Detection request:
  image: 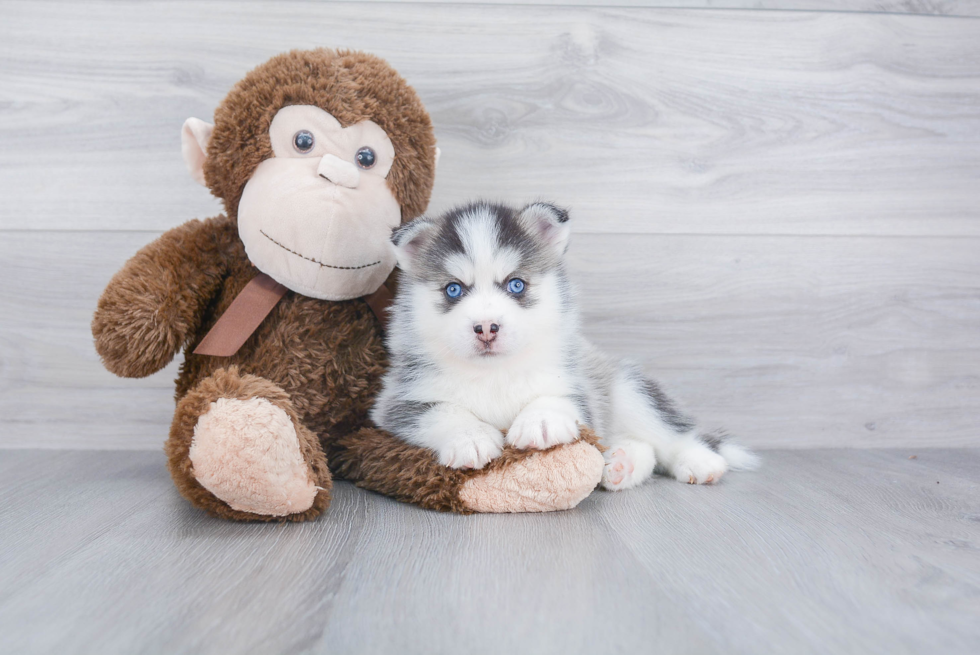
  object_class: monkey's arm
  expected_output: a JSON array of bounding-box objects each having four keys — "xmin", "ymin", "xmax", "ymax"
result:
[
  {"xmin": 92, "ymin": 216, "xmax": 233, "ymax": 378},
  {"xmin": 326, "ymin": 426, "xmax": 605, "ymax": 513}
]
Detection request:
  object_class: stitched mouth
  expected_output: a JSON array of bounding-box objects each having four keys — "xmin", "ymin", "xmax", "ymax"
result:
[{"xmin": 260, "ymin": 230, "xmax": 380, "ymax": 270}]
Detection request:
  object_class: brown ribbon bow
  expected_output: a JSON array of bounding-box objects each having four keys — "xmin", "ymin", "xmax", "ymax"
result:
[{"xmin": 193, "ymin": 273, "xmax": 393, "ymax": 357}]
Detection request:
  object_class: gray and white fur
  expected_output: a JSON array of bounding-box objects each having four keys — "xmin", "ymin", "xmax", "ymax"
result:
[{"xmin": 372, "ymin": 201, "xmax": 758, "ymax": 489}]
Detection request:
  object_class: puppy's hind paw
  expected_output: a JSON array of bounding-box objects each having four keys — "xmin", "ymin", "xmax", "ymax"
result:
[
  {"xmin": 671, "ymin": 447, "xmax": 728, "ymax": 485},
  {"xmin": 601, "ymin": 441, "xmax": 656, "ymax": 491}
]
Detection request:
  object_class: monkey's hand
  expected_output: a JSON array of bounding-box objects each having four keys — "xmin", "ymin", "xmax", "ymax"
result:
[{"xmin": 92, "ymin": 216, "xmax": 232, "ymax": 378}]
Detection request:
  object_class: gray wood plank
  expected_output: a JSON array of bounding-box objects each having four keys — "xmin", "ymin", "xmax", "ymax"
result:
[
  {"xmin": 2, "ymin": 2, "xmax": 980, "ymax": 235},
  {"xmin": 315, "ymin": 499, "xmax": 714, "ymax": 654},
  {"xmin": 3, "ymin": 231, "xmax": 978, "ymax": 449},
  {"xmin": 0, "ymin": 450, "xmax": 168, "ymax": 605},
  {"xmin": 0, "ymin": 230, "xmax": 178, "ymax": 449},
  {"xmin": 0, "ymin": 449, "xmax": 977, "ymax": 654},
  {"xmin": 595, "ymin": 448, "xmax": 980, "ymax": 655},
  {"xmin": 0, "ymin": 451, "xmax": 377, "ymax": 655},
  {"xmin": 571, "ymin": 233, "xmax": 980, "ymax": 449},
  {"xmin": 348, "ymin": 0, "xmax": 980, "ymax": 18}
]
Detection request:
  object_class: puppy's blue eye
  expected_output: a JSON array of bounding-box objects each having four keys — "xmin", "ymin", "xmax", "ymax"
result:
[
  {"xmin": 445, "ymin": 283, "xmax": 463, "ymax": 298},
  {"xmin": 293, "ymin": 130, "xmax": 315, "ymax": 153},
  {"xmin": 507, "ymin": 278, "xmax": 526, "ymax": 294}
]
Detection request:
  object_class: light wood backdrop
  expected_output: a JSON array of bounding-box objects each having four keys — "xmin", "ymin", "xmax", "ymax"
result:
[{"xmin": 1, "ymin": 0, "xmax": 978, "ymax": 449}]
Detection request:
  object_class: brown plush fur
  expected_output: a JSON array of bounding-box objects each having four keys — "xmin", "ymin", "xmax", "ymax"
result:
[
  {"xmin": 328, "ymin": 427, "xmax": 604, "ymax": 514},
  {"xmin": 205, "ymin": 49, "xmax": 436, "ymax": 223},
  {"xmin": 92, "ymin": 49, "xmax": 600, "ymax": 521}
]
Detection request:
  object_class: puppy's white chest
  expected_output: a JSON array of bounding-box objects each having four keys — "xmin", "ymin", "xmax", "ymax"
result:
[{"xmin": 438, "ymin": 365, "xmax": 570, "ymax": 430}]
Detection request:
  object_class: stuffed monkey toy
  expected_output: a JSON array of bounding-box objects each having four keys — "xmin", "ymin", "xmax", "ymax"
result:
[{"xmin": 92, "ymin": 49, "xmax": 604, "ymax": 521}]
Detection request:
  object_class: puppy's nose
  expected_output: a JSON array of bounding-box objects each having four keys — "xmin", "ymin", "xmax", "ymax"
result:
[{"xmin": 473, "ymin": 322, "xmax": 500, "ymax": 342}]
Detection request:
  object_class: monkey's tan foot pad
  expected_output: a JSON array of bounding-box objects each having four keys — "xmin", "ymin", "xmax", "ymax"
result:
[
  {"xmin": 458, "ymin": 439, "xmax": 604, "ymax": 513},
  {"xmin": 189, "ymin": 396, "xmax": 318, "ymax": 516}
]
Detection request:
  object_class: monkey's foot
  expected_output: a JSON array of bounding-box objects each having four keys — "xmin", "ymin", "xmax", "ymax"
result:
[
  {"xmin": 189, "ymin": 397, "xmax": 318, "ymax": 516},
  {"xmin": 459, "ymin": 435, "xmax": 604, "ymax": 512},
  {"xmin": 167, "ymin": 367, "xmax": 332, "ymax": 522}
]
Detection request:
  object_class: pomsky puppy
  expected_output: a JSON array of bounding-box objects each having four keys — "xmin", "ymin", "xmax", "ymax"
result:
[{"xmin": 372, "ymin": 201, "xmax": 758, "ymax": 490}]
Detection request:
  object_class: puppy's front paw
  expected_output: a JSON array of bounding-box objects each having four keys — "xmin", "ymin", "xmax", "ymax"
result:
[
  {"xmin": 437, "ymin": 424, "xmax": 503, "ymax": 470},
  {"xmin": 507, "ymin": 408, "xmax": 579, "ymax": 450}
]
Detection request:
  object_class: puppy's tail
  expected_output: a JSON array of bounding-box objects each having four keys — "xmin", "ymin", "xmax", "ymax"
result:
[
  {"xmin": 703, "ymin": 430, "xmax": 760, "ymax": 471},
  {"xmin": 719, "ymin": 442, "xmax": 761, "ymax": 471}
]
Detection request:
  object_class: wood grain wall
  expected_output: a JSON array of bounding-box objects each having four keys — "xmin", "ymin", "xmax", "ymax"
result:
[{"xmin": 2, "ymin": 1, "xmax": 978, "ymax": 449}]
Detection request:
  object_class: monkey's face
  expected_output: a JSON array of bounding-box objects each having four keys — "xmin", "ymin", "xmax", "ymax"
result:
[{"xmin": 236, "ymin": 105, "xmax": 402, "ymax": 300}]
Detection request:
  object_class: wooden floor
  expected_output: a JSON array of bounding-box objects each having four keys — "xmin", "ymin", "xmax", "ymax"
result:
[{"xmin": 1, "ymin": 448, "xmax": 977, "ymax": 655}]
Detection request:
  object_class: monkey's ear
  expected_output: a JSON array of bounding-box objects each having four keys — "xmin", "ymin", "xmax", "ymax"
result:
[
  {"xmin": 434, "ymin": 146, "xmax": 441, "ymax": 167},
  {"xmin": 181, "ymin": 117, "xmax": 214, "ymax": 186},
  {"xmin": 517, "ymin": 202, "xmax": 571, "ymax": 257},
  {"xmin": 391, "ymin": 216, "xmax": 437, "ymax": 272}
]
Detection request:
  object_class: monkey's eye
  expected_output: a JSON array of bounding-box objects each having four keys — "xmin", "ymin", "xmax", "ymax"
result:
[
  {"xmin": 356, "ymin": 147, "xmax": 377, "ymax": 169},
  {"xmin": 445, "ymin": 283, "xmax": 463, "ymax": 299},
  {"xmin": 293, "ymin": 130, "xmax": 315, "ymax": 154},
  {"xmin": 507, "ymin": 279, "xmax": 526, "ymax": 295}
]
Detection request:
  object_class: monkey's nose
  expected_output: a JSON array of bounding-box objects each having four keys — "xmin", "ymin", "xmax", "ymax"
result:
[
  {"xmin": 473, "ymin": 322, "xmax": 500, "ymax": 343},
  {"xmin": 317, "ymin": 154, "xmax": 360, "ymax": 188}
]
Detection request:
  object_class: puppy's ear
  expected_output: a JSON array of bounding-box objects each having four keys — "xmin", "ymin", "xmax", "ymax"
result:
[
  {"xmin": 392, "ymin": 216, "xmax": 437, "ymax": 272},
  {"xmin": 517, "ymin": 202, "xmax": 571, "ymax": 257}
]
